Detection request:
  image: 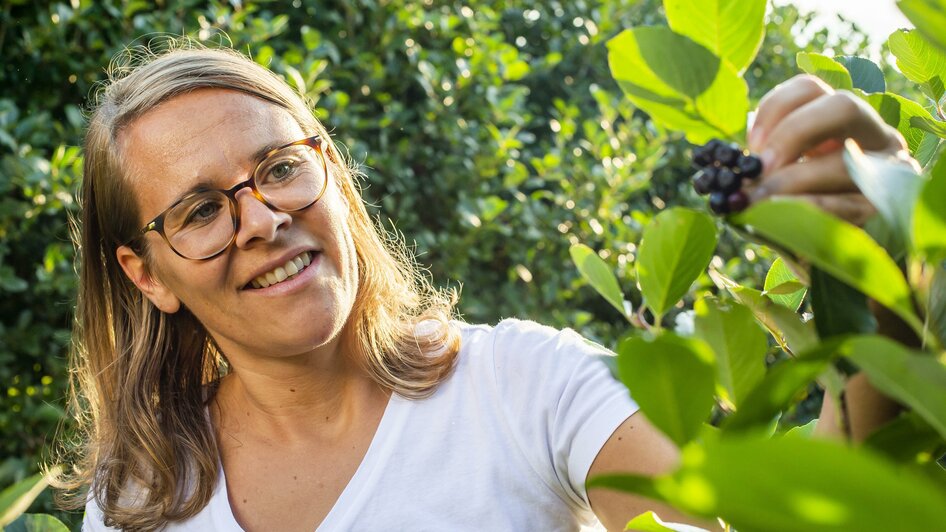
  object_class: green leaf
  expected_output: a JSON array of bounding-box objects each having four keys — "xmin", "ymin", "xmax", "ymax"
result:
[
  {"xmin": 834, "ymin": 56, "xmax": 885, "ymax": 93},
  {"xmin": 925, "ymin": 264, "xmax": 946, "ymax": 348},
  {"xmin": 636, "ymin": 207, "xmax": 717, "ymax": 321},
  {"xmin": 0, "ymin": 470, "xmax": 53, "ymax": 527},
  {"xmin": 5, "ymin": 514, "xmax": 70, "ymax": 532},
  {"xmin": 783, "ymin": 419, "xmax": 819, "ymax": 439},
  {"xmin": 693, "ymin": 297, "xmax": 766, "ymax": 409},
  {"xmin": 710, "ymin": 270, "xmax": 817, "ymax": 355},
  {"xmin": 915, "ymin": 130, "xmax": 943, "ymax": 169},
  {"xmin": 625, "ymin": 511, "xmax": 679, "ymax": 532},
  {"xmin": 796, "ymin": 52, "xmax": 853, "ymax": 90},
  {"xmin": 723, "ymin": 341, "xmax": 837, "ymax": 433},
  {"xmin": 569, "ymin": 244, "xmax": 626, "ymax": 319},
  {"xmin": 912, "ymin": 115, "xmax": 946, "ymax": 139},
  {"xmin": 912, "ymin": 152, "xmax": 946, "ymax": 261},
  {"xmin": 732, "ymin": 199, "xmax": 921, "ymax": 334},
  {"xmin": 898, "ymin": 0, "xmax": 946, "ymax": 53},
  {"xmin": 663, "ymin": 0, "xmax": 766, "ymax": 75},
  {"xmin": 809, "ymin": 267, "xmax": 876, "ymax": 339},
  {"xmin": 665, "ymin": 437, "xmax": 946, "ymax": 530},
  {"xmin": 617, "ymin": 334, "xmax": 716, "ymax": 447},
  {"xmin": 763, "ymin": 257, "xmax": 806, "ymax": 311},
  {"xmin": 607, "ymin": 28, "xmax": 748, "ymax": 144},
  {"xmin": 888, "ymin": 29, "xmax": 946, "ymax": 102},
  {"xmin": 865, "ymin": 91, "xmax": 936, "ymax": 155},
  {"xmin": 842, "ymin": 335, "xmax": 946, "ymax": 440},
  {"xmin": 864, "ymin": 411, "xmax": 946, "ymax": 464},
  {"xmin": 842, "ymin": 138, "xmax": 926, "ymax": 248}
]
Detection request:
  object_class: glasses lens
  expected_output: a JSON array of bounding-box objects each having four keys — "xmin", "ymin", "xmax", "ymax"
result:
[
  {"xmin": 254, "ymin": 143, "xmax": 326, "ymax": 210},
  {"xmin": 164, "ymin": 191, "xmax": 235, "ymax": 259}
]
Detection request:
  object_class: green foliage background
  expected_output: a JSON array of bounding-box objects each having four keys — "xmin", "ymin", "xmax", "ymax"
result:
[{"xmin": 0, "ymin": 0, "xmax": 886, "ymax": 526}]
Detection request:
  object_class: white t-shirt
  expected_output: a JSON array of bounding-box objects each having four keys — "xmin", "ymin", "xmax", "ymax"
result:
[{"xmin": 84, "ymin": 319, "xmax": 639, "ymax": 531}]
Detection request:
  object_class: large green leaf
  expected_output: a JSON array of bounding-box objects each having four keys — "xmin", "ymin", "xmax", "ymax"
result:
[
  {"xmin": 888, "ymin": 29, "xmax": 946, "ymax": 102},
  {"xmin": 569, "ymin": 244, "xmax": 626, "ymax": 319},
  {"xmin": 842, "ymin": 335, "xmax": 946, "ymax": 440},
  {"xmin": 5, "ymin": 514, "xmax": 70, "ymax": 532},
  {"xmin": 693, "ymin": 297, "xmax": 766, "ymax": 409},
  {"xmin": 796, "ymin": 52, "xmax": 853, "ymax": 90},
  {"xmin": 0, "ymin": 469, "xmax": 54, "ymax": 527},
  {"xmin": 624, "ymin": 511, "xmax": 680, "ymax": 532},
  {"xmin": 607, "ymin": 28, "xmax": 748, "ymax": 144},
  {"xmin": 636, "ymin": 207, "xmax": 717, "ymax": 321},
  {"xmin": 864, "ymin": 411, "xmax": 946, "ymax": 464},
  {"xmin": 763, "ymin": 257, "xmax": 806, "ymax": 311},
  {"xmin": 723, "ymin": 341, "xmax": 837, "ymax": 433},
  {"xmin": 809, "ymin": 267, "xmax": 876, "ymax": 339},
  {"xmin": 912, "ymin": 115, "xmax": 946, "ymax": 139},
  {"xmin": 843, "ymin": 138, "xmax": 926, "ymax": 247},
  {"xmin": 865, "ymin": 91, "xmax": 936, "ymax": 155},
  {"xmin": 898, "ymin": 0, "xmax": 946, "ymax": 53},
  {"xmin": 834, "ymin": 56, "xmax": 885, "ymax": 93},
  {"xmin": 591, "ymin": 436, "xmax": 946, "ymax": 529},
  {"xmin": 710, "ymin": 269, "xmax": 817, "ymax": 355},
  {"xmin": 617, "ymin": 334, "xmax": 716, "ymax": 447},
  {"xmin": 912, "ymin": 152, "xmax": 946, "ymax": 261},
  {"xmin": 663, "ymin": 0, "xmax": 766, "ymax": 75},
  {"xmin": 731, "ymin": 199, "xmax": 921, "ymax": 334},
  {"xmin": 675, "ymin": 437, "xmax": 946, "ymax": 530}
]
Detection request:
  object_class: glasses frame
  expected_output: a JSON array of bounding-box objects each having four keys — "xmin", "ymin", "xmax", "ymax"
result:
[{"xmin": 132, "ymin": 135, "xmax": 329, "ymax": 261}]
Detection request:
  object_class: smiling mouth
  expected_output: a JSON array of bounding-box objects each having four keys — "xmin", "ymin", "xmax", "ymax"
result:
[{"xmin": 247, "ymin": 251, "xmax": 316, "ymax": 289}]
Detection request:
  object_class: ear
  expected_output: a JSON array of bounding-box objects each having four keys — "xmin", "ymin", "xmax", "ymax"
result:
[{"xmin": 116, "ymin": 245, "xmax": 181, "ymax": 314}]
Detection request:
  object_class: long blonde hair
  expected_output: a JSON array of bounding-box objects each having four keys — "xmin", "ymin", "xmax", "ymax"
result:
[{"xmin": 58, "ymin": 39, "xmax": 460, "ymax": 531}]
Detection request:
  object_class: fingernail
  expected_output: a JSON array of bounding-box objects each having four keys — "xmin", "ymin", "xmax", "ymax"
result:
[{"xmin": 760, "ymin": 149, "xmax": 776, "ymax": 172}]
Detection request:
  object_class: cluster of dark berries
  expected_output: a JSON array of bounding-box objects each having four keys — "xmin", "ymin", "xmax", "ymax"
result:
[{"xmin": 691, "ymin": 139, "xmax": 763, "ymax": 215}]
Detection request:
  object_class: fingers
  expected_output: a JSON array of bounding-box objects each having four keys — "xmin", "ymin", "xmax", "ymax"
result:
[
  {"xmin": 776, "ymin": 193, "xmax": 877, "ymax": 226},
  {"xmin": 746, "ymin": 151, "xmax": 860, "ymax": 202},
  {"xmin": 760, "ymin": 91, "xmax": 903, "ymax": 173},
  {"xmin": 749, "ymin": 75, "xmax": 833, "ymax": 152}
]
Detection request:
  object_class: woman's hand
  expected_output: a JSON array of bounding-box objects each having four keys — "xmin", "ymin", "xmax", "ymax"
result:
[{"xmin": 746, "ymin": 74, "xmax": 919, "ymax": 225}]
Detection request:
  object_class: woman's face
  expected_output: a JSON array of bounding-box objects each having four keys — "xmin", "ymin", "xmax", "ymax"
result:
[{"xmin": 116, "ymin": 88, "xmax": 358, "ymax": 362}]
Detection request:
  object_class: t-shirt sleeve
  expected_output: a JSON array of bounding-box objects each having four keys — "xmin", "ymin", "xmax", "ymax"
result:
[{"xmin": 489, "ymin": 319, "xmax": 639, "ymax": 511}]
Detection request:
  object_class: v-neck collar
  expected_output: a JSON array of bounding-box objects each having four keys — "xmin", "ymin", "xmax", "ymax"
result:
[{"xmin": 211, "ymin": 392, "xmax": 409, "ymax": 531}]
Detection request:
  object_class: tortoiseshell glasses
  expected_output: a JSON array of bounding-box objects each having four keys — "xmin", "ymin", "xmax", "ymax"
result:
[{"xmin": 133, "ymin": 135, "xmax": 328, "ymax": 260}]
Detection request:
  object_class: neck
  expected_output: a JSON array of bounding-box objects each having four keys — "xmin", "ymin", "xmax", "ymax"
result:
[{"xmin": 211, "ymin": 336, "xmax": 388, "ymax": 445}]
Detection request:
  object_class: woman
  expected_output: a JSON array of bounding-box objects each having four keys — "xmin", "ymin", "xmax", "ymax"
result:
[{"xmin": 67, "ymin": 41, "xmax": 905, "ymax": 531}]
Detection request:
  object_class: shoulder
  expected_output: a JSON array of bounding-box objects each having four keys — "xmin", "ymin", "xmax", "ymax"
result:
[{"xmin": 468, "ymin": 317, "xmax": 616, "ymax": 378}]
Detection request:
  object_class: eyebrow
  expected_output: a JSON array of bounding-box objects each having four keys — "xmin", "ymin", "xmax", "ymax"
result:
[{"xmin": 167, "ymin": 139, "xmax": 291, "ymax": 203}]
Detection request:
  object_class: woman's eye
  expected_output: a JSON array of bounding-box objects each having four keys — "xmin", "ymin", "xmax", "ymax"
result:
[
  {"xmin": 263, "ymin": 160, "xmax": 299, "ymax": 183},
  {"xmin": 185, "ymin": 202, "xmax": 222, "ymax": 225}
]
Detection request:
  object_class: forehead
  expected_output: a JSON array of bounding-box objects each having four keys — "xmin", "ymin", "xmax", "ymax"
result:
[{"xmin": 118, "ymin": 89, "xmax": 304, "ymax": 216}]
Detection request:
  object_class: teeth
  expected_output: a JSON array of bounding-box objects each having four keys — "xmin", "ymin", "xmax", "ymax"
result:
[{"xmin": 251, "ymin": 251, "xmax": 314, "ymax": 289}]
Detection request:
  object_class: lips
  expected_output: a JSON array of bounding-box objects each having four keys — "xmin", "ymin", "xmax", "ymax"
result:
[{"xmin": 248, "ymin": 250, "xmax": 314, "ymax": 289}]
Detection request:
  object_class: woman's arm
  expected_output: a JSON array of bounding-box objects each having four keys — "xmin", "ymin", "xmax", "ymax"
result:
[{"xmin": 587, "ymin": 413, "xmax": 718, "ymax": 530}]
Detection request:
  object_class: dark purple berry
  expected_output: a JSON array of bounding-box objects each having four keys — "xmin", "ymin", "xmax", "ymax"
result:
[
  {"xmin": 709, "ymin": 191, "xmax": 729, "ymax": 214},
  {"xmin": 713, "ymin": 143, "xmax": 740, "ymax": 167},
  {"xmin": 727, "ymin": 191, "xmax": 749, "ymax": 212},
  {"xmin": 692, "ymin": 167, "xmax": 718, "ymax": 195},
  {"xmin": 737, "ymin": 154, "xmax": 763, "ymax": 179},
  {"xmin": 703, "ymin": 139, "xmax": 724, "ymax": 153},
  {"xmin": 717, "ymin": 167, "xmax": 740, "ymax": 194},
  {"xmin": 692, "ymin": 146, "xmax": 713, "ymax": 168},
  {"xmin": 693, "ymin": 166, "xmax": 716, "ymax": 196}
]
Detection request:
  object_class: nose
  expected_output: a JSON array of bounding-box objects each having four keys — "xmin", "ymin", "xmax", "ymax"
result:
[{"xmin": 232, "ymin": 187, "xmax": 292, "ymax": 248}]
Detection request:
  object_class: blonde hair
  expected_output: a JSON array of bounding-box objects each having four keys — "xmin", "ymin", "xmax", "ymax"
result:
[{"xmin": 58, "ymin": 39, "xmax": 460, "ymax": 530}]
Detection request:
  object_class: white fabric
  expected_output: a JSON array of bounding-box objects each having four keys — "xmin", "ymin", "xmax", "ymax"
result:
[{"xmin": 84, "ymin": 319, "xmax": 640, "ymax": 531}]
